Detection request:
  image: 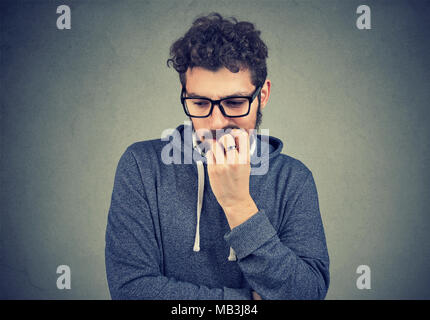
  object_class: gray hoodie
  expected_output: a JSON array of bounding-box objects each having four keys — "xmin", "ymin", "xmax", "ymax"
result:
[{"xmin": 105, "ymin": 123, "xmax": 330, "ymax": 299}]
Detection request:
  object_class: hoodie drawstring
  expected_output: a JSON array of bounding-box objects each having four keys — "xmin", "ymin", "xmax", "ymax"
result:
[
  {"xmin": 193, "ymin": 159, "xmax": 204, "ymax": 252},
  {"xmin": 228, "ymin": 247, "xmax": 237, "ymax": 261}
]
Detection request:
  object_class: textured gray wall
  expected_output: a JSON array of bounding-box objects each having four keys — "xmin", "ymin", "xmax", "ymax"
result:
[{"xmin": 1, "ymin": 0, "xmax": 429, "ymax": 299}]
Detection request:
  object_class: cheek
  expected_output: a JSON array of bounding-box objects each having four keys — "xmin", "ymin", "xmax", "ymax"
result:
[
  {"xmin": 237, "ymin": 112, "xmax": 257, "ymax": 130},
  {"xmin": 191, "ymin": 118, "xmax": 208, "ymax": 131}
]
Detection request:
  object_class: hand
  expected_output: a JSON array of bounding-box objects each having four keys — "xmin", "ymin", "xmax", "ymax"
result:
[
  {"xmin": 252, "ymin": 291, "xmax": 262, "ymax": 300},
  {"xmin": 206, "ymin": 129, "xmax": 258, "ymax": 229}
]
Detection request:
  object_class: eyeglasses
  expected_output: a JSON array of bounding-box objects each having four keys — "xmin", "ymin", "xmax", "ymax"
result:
[{"xmin": 180, "ymin": 85, "xmax": 262, "ymax": 118}]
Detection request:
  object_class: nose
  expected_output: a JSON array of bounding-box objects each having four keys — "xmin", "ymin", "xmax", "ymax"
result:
[{"xmin": 209, "ymin": 102, "xmax": 230, "ymax": 128}]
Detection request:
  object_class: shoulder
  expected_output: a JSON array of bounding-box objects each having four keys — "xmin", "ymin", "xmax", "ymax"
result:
[
  {"xmin": 124, "ymin": 138, "xmax": 168, "ymax": 161},
  {"xmin": 113, "ymin": 138, "xmax": 168, "ymax": 176},
  {"xmin": 277, "ymin": 153, "xmax": 312, "ymax": 176},
  {"xmin": 271, "ymin": 153, "xmax": 314, "ymax": 190}
]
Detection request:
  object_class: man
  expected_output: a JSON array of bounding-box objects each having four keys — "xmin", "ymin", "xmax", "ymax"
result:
[{"xmin": 105, "ymin": 12, "xmax": 329, "ymax": 300}]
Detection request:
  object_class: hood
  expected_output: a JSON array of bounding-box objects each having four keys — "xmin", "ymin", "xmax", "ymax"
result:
[{"xmin": 167, "ymin": 121, "xmax": 284, "ymax": 261}]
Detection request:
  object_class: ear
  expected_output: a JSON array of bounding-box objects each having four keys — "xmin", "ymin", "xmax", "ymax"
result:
[{"xmin": 260, "ymin": 79, "xmax": 271, "ymax": 110}]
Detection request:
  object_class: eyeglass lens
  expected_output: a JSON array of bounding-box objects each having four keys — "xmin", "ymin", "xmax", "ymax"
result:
[{"xmin": 185, "ymin": 97, "xmax": 250, "ymax": 117}]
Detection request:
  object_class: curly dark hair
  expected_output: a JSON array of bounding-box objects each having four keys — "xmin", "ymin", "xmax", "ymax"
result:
[{"xmin": 166, "ymin": 12, "xmax": 268, "ymax": 89}]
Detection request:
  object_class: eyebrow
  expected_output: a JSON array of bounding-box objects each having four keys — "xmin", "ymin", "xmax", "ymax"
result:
[{"xmin": 186, "ymin": 91, "xmax": 252, "ymax": 99}]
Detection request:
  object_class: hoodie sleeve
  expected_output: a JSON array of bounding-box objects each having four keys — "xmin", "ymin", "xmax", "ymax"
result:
[
  {"xmin": 223, "ymin": 171, "xmax": 330, "ymax": 300},
  {"xmin": 105, "ymin": 147, "xmax": 252, "ymax": 300}
]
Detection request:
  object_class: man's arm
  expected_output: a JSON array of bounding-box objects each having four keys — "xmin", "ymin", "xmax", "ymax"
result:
[
  {"xmin": 105, "ymin": 148, "xmax": 252, "ymax": 300},
  {"xmin": 205, "ymin": 131, "xmax": 329, "ymax": 299},
  {"xmin": 224, "ymin": 172, "xmax": 330, "ymax": 300}
]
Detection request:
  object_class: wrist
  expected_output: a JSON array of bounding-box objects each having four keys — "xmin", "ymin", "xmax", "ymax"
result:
[{"xmin": 223, "ymin": 197, "xmax": 258, "ymax": 229}]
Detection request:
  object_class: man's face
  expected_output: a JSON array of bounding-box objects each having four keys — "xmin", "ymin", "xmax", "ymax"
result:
[{"xmin": 184, "ymin": 66, "xmax": 270, "ymax": 142}]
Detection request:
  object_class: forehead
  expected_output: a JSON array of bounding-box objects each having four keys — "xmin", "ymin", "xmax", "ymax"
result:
[{"xmin": 185, "ymin": 67, "xmax": 254, "ymax": 98}]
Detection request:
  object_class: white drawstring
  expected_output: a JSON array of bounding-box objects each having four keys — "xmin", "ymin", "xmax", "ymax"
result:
[
  {"xmin": 228, "ymin": 247, "xmax": 237, "ymax": 261},
  {"xmin": 193, "ymin": 159, "xmax": 204, "ymax": 252}
]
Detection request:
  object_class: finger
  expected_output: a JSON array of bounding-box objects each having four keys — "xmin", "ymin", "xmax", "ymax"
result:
[
  {"xmin": 220, "ymin": 134, "xmax": 238, "ymax": 164},
  {"xmin": 229, "ymin": 129, "xmax": 250, "ymax": 164},
  {"xmin": 206, "ymin": 148, "xmax": 215, "ymax": 165},
  {"xmin": 218, "ymin": 132, "xmax": 236, "ymax": 152},
  {"xmin": 208, "ymin": 139, "xmax": 225, "ymax": 164}
]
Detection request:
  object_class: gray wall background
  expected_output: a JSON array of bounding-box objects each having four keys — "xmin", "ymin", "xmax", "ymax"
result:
[{"xmin": 1, "ymin": 0, "xmax": 429, "ymax": 299}]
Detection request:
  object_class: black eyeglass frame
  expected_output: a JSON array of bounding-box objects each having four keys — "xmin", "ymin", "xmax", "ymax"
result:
[{"xmin": 180, "ymin": 85, "xmax": 262, "ymax": 118}]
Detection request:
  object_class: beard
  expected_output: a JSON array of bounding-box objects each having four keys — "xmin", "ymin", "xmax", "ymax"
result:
[{"xmin": 255, "ymin": 103, "xmax": 263, "ymax": 132}]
